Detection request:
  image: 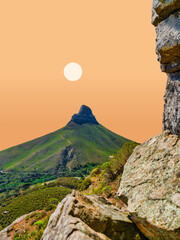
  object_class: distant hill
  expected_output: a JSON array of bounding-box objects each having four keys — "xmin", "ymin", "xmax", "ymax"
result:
[
  {"xmin": 0, "ymin": 105, "xmax": 133, "ymax": 195},
  {"xmin": 0, "ymin": 105, "xmax": 130, "ymax": 173}
]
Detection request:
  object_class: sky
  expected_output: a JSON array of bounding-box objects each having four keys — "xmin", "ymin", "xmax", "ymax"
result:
[{"xmin": 0, "ymin": 0, "xmax": 166, "ymax": 151}]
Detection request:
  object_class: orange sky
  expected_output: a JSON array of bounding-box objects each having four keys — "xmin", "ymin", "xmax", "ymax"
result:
[{"xmin": 0, "ymin": 0, "xmax": 166, "ymax": 151}]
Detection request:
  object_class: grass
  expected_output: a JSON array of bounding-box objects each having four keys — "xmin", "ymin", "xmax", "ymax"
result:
[
  {"xmin": 0, "ymin": 123, "xmax": 131, "ymax": 196},
  {"xmin": 82, "ymin": 141, "xmax": 139, "ymax": 199},
  {"xmin": 0, "ymin": 123, "xmax": 129, "ymax": 172},
  {"xmin": 0, "ymin": 184, "xmax": 72, "ymax": 229}
]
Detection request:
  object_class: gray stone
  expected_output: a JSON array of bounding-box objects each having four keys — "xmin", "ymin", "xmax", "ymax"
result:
[
  {"xmin": 152, "ymin": 0, "xmax": 180, "ymax": 26},
  {"xmin": 117, "ymin": 131, "xmax": 180, "ymax": 240},
  {"xmin": 172, "ymin": 194, "xmax": 180, "ymax": 207},
  {"xmin": 163, "ymin": 72, "xmax": 180, "ymax": 136},
  {"xmin": 156, "ymin": 11, "xmax": 180, "ymax": 65},
  {"xmin": 41, "ymin": 191, "xmax": 142, "ymax": 240}
]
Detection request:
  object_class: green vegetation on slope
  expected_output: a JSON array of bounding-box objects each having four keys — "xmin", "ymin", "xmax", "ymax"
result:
[
  {"xmin": 0, "ymin": 123, "xmax": 130, "ymax": 195},
  {"xmin": 0, "ymin": 183, "xmax": 73, "ymax": 229},
  {"xmin": 0, "ymin": 124, "xmax": 129, "ymax": 171},
  {"xmin": 81, "ymin": 141, "xmax": 139, "ymax": 199},
  {"xmin": 8, "ymin": 211, "xmax": 50, "ymax": 240},
  {"xmin": 0, "ymin": 141, "xmax": 138, "ymax": 233}
]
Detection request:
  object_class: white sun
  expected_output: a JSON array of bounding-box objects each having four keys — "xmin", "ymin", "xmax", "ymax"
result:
[{"xmin": 64, "ymin": 62, "xmax": 82, "ymax": 81}]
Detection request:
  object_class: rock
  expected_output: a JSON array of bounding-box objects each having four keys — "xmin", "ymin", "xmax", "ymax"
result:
[
  {"xmin": 163, "ymin": 72, "xmax": 180, "ymax": 136},
  {"xmin": 41, "ymin": 191, "xmax": 143, "ymax": 240},
  {"xmin": 155, "ymin": 11, "xmax": 180, "ymax": 67},
  {"xmin": 117, "ymin": 131, "xmax": 180, "ymax": 240},
  {"xmin": 152, "ymin": 0, "xmax": 180, "ymax": 26},
  {"xmin": 152, "ymin": 0, "xmax": 180, "ymax": 136},
  {"xmin": 68, "ymin": 105, "xmax": 99, "ymax": 125},
  {"xmin": 160, "ymin": 59, "xmax": 180, "ymax": 74}
]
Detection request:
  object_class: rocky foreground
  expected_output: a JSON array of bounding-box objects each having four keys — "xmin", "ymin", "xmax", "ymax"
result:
[
  {"xmin": 118, "ymin": 131, "xmax": 180, "ymax": 240},
  {"xmin": 41, "ymin": 191, "xmax": 143, "ymax": 240},
  {"xmin": 40, "ymin": 132, "xmax": 179, "ymax": 240}
]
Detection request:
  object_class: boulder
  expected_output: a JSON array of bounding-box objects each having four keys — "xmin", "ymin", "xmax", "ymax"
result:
[
  {"xmin": 117, "ymin": 131, "xmax": 180, "ymax": 240},
  {"xmin": 41, "ymin": 191, "xmax": 143, "ymax": 240}
]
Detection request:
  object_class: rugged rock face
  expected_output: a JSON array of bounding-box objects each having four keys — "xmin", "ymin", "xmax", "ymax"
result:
[
  {"xmin": 152, "ymin": 0, "xmax": 180, "ymax": 26},
  {"xmin": 118, "ymin": 131, "xmax": 180, "ymax": 240},
  {"xmin": 163, "ymin": 72, "xmax": 180, "ymax": 135},
  {"xmin": 41, "ymin": 191, "xmax": 143, "ymax": 240},
  {"xmin": 117, "ymin": 4, "xmax": 180, "ymax": 239},
  {"xmin": 156, "ymin": 11, "xmax": 180, "ymax": 73},
  {"xmin": 68, "ymin": 105, "xmax": 99, "ymax": 125},
  {"xmin": 152, "ymin": 0, "xmax": 180, "ymax": 135}
]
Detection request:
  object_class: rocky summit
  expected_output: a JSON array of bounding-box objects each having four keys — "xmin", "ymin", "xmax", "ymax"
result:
[
  {"xmin": 118, "ymin": 131, "xmax": 180, "ymax": 240},
  {"xmin": 152, "ymin": 0, "xmax": 180, "ymax": 135},
  {"xmin": 68, "ymin": 105, "xmax": 99, "ymax": 125}
]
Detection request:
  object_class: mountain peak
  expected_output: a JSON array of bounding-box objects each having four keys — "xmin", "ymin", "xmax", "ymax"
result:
[
  {"xmin": 79, "ymin": 105, "xmax": 92, "ymax": 115},
  {"xmin": 68, "ymin": 105, "xmax": 99, "ymax": 125}
]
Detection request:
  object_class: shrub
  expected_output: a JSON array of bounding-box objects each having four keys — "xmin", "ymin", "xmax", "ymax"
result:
[
  {"xmin": 79, "ymin": 177, "xmax": 91, "ymax": 191},
  {"xmin": 102, "ymin": 186, "xmax": 112, "ymax": 193},
  {"xmin": 0, "ymin": 186, "xmax": 71, "ymax": 229},
  {"xmin": 45, "ymin": 204, "xmax": 56, "ymax": 211},
  {"xmin": 90, "ymin": 166, "xmax": 101, "ymax": 177},
  {"xmin": 56, "ymin": 177, "xmax": 82, "ymax": 189},
  {"xmin": 48, "ymin": 198, "xmax": 59, "ymax": 205},
  {"xmin": 101, "ymin": 165, "xmax": 115, "ymax": 184},
  {"xmin": 111, "ymin": 142, "xmax": 139, "ymax": 175},
  {"xmin": 101, "ymin": 162, "xmax": 110, "ymax": 170},
  {"xmin": 102, "ymin": 186, "xmax": 112, "ymax": 197},
  {"xmin": 33, "ymin": 220, "xmax": 45, "ymax": 229}
]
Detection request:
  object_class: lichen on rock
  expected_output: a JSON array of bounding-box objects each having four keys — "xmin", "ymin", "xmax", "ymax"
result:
[
  {"xmin": 163, "ymin": 72, "xmax": 180, "ymax": 135},
  {"xmin": 41, "ymin": 191, "xmax": 143, "ymax": 240},
  {"xmin": 117, "ymin": 131, "xmax": 180, "ymax": 240}
]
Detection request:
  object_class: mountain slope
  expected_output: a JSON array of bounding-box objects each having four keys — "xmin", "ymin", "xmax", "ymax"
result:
[{"xmin": 0, "ymin": 105, "xmax": 130, "ymax": 173}]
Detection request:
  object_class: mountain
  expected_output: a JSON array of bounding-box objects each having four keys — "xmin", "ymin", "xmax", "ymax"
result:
[{"xmin": 0, "ymin": 105, "xmax": 130, "ymax": 173}]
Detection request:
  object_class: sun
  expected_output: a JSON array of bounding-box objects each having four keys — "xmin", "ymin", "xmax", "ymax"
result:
[{"xmin": 64, "ymin": 62, "xmax": 82, "ymax": 81}]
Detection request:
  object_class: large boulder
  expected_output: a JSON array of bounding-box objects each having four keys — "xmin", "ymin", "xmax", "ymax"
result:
[
  {"xmin": 41, "ymin": 191, "xmax": 143, "ymax": 240},
  {"xmin": 117, "ymin": 131, "xmax": 180, "ymax": 240}
]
